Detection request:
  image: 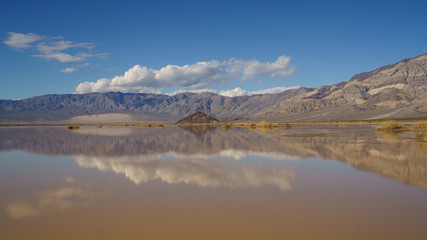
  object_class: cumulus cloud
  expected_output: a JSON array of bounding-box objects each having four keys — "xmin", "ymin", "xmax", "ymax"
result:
[
  {"xmin": 226, "ymin": 55, "xmax": 295, "ymax": 81},
  {"xmin": 76, "ymin": 55, "xmax": 295, "ymax": 94},
  {"xmin": 4, "ymin": 32, "xmax": 104, "ymax": 72},
  {"xmin": 217, "ymin": 87, "xmax": 247, "ymax": 97},
  {"xmin": 77, "ymin": 61, "xmax": 225, "ymax": 93}
]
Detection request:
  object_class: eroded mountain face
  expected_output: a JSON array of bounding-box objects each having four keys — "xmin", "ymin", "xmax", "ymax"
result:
[
  {"xmin": 0, "ymin": 88, "xmax": 310, "ymax": 123},
  {"xmin": 257, "ymin": 53, "xmax": 427, "ymax": 121}
]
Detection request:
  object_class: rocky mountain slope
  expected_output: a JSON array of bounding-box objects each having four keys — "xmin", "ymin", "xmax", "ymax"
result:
[
  {"xmin": 0, "ymin": 52, "xmax": 426, "ymax": 123},
  {"xmin": 255, "ymin": 52, "xmax": 427, "ymax": 121},
  {"xmin": 0, "ymin": 87, "xmax": 310, "ymax": 123}
]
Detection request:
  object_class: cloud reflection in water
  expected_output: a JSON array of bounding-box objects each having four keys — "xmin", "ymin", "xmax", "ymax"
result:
[
  {"xmin": 75, "ymin": 150, "xmax": 296, "ymax": 191},
  {"xmin": 6, "ymin": 177, "xmax": 93, "ymax": 220}
]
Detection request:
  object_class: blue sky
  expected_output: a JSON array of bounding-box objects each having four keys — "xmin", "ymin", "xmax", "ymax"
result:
[{"xmin": 1, "ymin": 0, "xmax": 426, "ymax": 100}]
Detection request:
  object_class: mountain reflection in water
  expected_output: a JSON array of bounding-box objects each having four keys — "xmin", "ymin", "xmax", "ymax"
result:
[{"xmin": 0, "ymin": 125, "xmax": 426, "ymax": 190}]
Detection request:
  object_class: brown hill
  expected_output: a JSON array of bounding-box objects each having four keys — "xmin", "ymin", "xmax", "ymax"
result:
[{"xmin": 176, "ymin": 112, "xmax": 219, "ymax": 124}]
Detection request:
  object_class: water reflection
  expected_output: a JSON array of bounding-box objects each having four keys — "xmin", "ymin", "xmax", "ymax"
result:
[
  {"xmin": 0, "ymin": 125, "xmax": 426, "ymax": 190},
  {"xmin": 2, "ymin": 125, "xmax": 427, "ymax": 240},
  {"xmin": 75, "ymin": 154, "xmax": 295, "ymax": 190},
  {"xmin": 70, "ymin": 127, "xmax": 134, "ymax": 136},
  {"xmin": 179, "ymin": 125, "xmax": 217, "ymax": 135},
  {"xmin": 6, "ymin": 177, "xmax": 93, "ymax": 219}
]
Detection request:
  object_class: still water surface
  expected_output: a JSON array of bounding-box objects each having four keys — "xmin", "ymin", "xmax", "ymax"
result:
[{"xmin": 0, "ymin": 125, "xmax": 426, "ymax": 239}]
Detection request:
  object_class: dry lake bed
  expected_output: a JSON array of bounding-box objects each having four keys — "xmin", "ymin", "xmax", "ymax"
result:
[{"xmin": 0, "ymin": 125, "xmax": 426, "ymax": 239}]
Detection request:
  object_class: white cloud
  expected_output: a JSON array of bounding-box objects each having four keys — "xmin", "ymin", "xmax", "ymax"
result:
[
  {"xmin": 4, "ymin": 32, "xmax": 105, "ymax": 71},
  {"xmin": 60, "ymin": 63, "xmax": 90, "ymax": 73},
  {"xmin": 32, "ymin": 52, "xmax": 92, "ymax": 63},
  {"xmin": 76, "ymin": 55, "xmax": 295, "ymax": 94},
  {"xmin": 36, "ymin": 40, "xmax": 92, "ymax": 52},
  {"xmin": 165, "ymin": 88, "xmax": 218, "ymax": 96},
  {"xmin": 76, "ymin": 77, "xmax": 163, "ymax": 94},
  {"xmin": 3, "ymin": 32, "xmax": 42, "ymax": 49},
  {"xmin": 76, "ymin": 62, "xmax": 90, "ymax": 68},
  {"xmin": 165, "ymin": 86, "xmax": 300, "ymax": 97},
  {"xmin": 227, "ymin": 55, "xmax": 295, "ymax": 81},
  {"xmin": 218, "ymin": 87, "xmax": 247, "ymax": 97},
  {"xmin": 108, "ymin": 61, "xmax": 224, "ymax": 89},
  {"xmin": 76, "ymin": 61, "xmax": 226, "ymax": 94},
  {"xmin": 247, "ymin": 86, "xmax": 300, "ymax": 95},
  {"xmin": 218, "ymin": 86, "xmax": 300, "ymax": 97},
  {"xmin": 61, "ymin": 67, "xmax": 78, "ymax": 73}
]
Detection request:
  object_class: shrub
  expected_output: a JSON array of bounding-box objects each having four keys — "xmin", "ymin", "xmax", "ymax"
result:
[
  {"xmin": 66, "ymin": 125, "xmax": 79, "ymax": 130},
  {"xmin": 222, "ymin": 124, "xmax": 231, "ymax": 131},
  {"xmin": 376, "ymin": 120, "xmax": 404, "ymax": 131}
]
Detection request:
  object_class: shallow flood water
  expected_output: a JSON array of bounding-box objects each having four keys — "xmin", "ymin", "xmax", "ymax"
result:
[{"xmin": 0, "ymin": 125, "xmax": 427, "ymax": 239}]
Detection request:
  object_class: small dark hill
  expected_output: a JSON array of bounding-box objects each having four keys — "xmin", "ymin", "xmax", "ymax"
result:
[{"xmin": 176, "ymin": 112, "xmax": 219, "ymax": 124}]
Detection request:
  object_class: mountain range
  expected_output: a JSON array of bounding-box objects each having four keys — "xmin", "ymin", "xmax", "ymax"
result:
[{"xmin": 1, "ymin": 52, "xmax": 426, "ymax": 123}]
